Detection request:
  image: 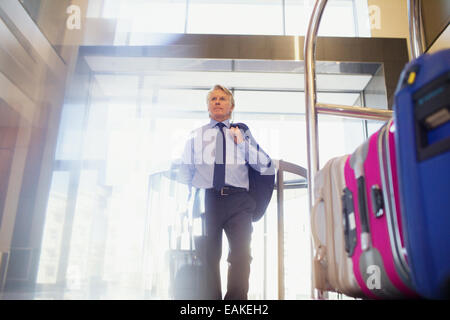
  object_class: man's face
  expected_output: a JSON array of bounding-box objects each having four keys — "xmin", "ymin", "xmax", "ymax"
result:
[{"xmin": 208, "ymin": 89, "xmax": 234, "ymax": 122}]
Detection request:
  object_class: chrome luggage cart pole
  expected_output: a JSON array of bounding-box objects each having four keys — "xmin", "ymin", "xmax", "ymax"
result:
[
  {"xmin": 303, "ymin": 0, "xmax": 328, "ymax": 300},
  {"xmin": 408, "ymin": 0, "xmax": 425, "ymax": 59}
]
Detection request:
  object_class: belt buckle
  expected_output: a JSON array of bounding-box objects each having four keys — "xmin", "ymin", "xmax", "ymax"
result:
[{"xmin": 220, "ymin": 187, "xmax": 229, "ymax": 196}]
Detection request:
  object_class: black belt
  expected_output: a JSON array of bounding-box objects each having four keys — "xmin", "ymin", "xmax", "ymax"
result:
[{"xmin": 212, "ymin": 186, "xmax": 248, "ymax": 196}]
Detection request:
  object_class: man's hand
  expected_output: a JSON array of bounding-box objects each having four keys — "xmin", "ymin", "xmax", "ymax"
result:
[{"xmin": 229, "ymin": 127, "xmax": 244, "ymax": 144}]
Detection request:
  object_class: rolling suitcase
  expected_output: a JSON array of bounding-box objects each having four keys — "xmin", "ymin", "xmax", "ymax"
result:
[
  {"xmin": 343, "ymin": 119, "xmax": 418, "ymax": 299},
  {"xmin": 394, "ymin": 49, "xmax": 450, "ymax": 299},
  {"xmin": 170, "ymin": 189, "xmax": 208, "ymax": 300},
  {"xmin": 171, "ymin": 249, "xmax": 207, "ymax": 300},
  {"xmin": 312, "ymin": 155, "xmax": 364, "ymax": 298}
]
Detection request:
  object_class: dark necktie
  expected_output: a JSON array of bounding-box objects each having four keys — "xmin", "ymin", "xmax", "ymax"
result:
[{"xmin": 213, "ymin": 122, "xmax": 226, "ymax": 191}]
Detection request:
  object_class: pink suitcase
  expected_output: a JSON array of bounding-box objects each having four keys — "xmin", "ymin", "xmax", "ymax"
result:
[{"xmin": 343, "ymin": 119, "xmax": 418, "ymax": 299}]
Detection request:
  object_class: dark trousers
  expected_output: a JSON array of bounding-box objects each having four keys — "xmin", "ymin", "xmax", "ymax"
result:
[{"xmin": 204, "ymin": 189, "xmax": 255, "ymax": 300}]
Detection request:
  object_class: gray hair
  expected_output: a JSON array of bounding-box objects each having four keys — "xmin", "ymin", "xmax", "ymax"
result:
[{"xmin": 206, "ymin": 84, "xmax": 235, "ymax": 107}]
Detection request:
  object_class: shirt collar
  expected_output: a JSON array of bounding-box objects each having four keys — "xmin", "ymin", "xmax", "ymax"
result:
[{"xmin": 209, "ymin": 118, "xmax": 231, "ymax": 129}]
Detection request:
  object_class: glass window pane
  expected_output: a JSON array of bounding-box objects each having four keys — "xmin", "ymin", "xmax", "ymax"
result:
[
  {"xmin": 37, "ymin": 171, "xmax": 70, "ymax": 284},
  {"xmin": 284, "ymin": 0, "xmax": 310, "ymax": 36},
  {"xmin": 283, "ymin": 188, "xmax": 310, "ymax": 299},
  {"xmin": 286, "ymin": 0, "xmax": 356, "ymax": 37},
  {"xmin": 318, "ymin": 0, "xmax": 356, "ymax": 37},
  {"xmin": 55, "ymin": 103, "xmax": 85, "ymax": 161},
  {"xmin": 156, "ymin": 89, "xmax": 209, "ymax": 112},
  {"xmin": 187, "ymin": 0, "xmax": 284, "ymax": 35},
  {"xmin": 318, "ymin": 115, "xmax": 366, "ymax": 166},
  {"xmin": 82, "ymin": 102, "xmax": 109, "ymax": 160},
  {"xmin": 131, "ymin": 2, "xmax": 187, "ymax": 34},
  {"xmin": 103, "ymin": 0, "xmax": 187, "ymax": 35},
  {"xmin": 234, "ymin": 91, "xmax": 360, "ymax": 116},
  {"xmin": 317, "ymin": 92, "xmax": 360, "ymax": 106},
  {"xmin": 105, "ymin": 103, "xmax": 138, "ymax": 130},
  {"xmin": 66, "ymin": 170, "xmax": 100, "ymax": 291},
  {"xmin": 235, "ymin": 91, "xmax": 305, "ymax": 114},
  {"xmin": 94, "ymin": 75, "xmax": 140, "ymax": 98}
]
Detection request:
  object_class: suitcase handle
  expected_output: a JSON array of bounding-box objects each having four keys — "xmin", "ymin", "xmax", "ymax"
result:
[
  {"xmin": 370, "ymin": 185, "xmax": 384, "ymax": 218},
  {"xmin": 311, "ymin": 196, "xmax": 327, "ymax": 263},
  {"xmin": 357, "ymin": 176, "xmax": 371, "ymax": 251},
  {"xmin": 342, "ymin": 187, "xmax": 357, "ymax": 257},
  {"xmin": 414, "ymin": 71, "xmax": 450, "ymax": 161}
]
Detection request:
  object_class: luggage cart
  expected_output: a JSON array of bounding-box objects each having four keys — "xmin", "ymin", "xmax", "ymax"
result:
[{"xmin": 304, "ymin": 0, "xmax": 425, "ymax": 300}]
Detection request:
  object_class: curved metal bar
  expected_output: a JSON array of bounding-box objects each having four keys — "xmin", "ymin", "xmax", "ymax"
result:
[
  {"xmin": 304, "ymin": 0, "xmax": 328, "ymax": 300},
  {"xmin": 274, "ymin": 159, "xmax": 307, "ymax": 300},
  {"xmin": 276, "ymin": 167, "xmax": 285, "ymax": 300},
  {"xmin": 408, "ymin": 0, "xmax": 425, "ymax": 59},
  {"xmin": 277, "ymin": 159, "xmax": 307, "ymax": 178},
  {"xmin": 304, "ymin": 0, "xmax": 328, "ymax": 219},
  {"xmin": 317, "ymin": 103, "xmax": 393, "ymax": 121}
]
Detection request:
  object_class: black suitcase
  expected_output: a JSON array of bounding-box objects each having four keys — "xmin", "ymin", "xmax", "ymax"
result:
[
  {"xmin": 171, "ymin": 238, "xmax": 207, "ymax": 300},
  {"xmin": 170, "ymin": 189, "xmax": 208, "ymax": 300}
]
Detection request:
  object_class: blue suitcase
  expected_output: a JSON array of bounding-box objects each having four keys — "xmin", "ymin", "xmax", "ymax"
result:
[{"xmin": 394, "ymin": 49, "xmax": 450, "ymax": 299}]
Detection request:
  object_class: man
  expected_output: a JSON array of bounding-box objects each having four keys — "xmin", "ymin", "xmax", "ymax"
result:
[{"xmin": 175, "ymin": 84, "xmax": 273, "ymax": 300}]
